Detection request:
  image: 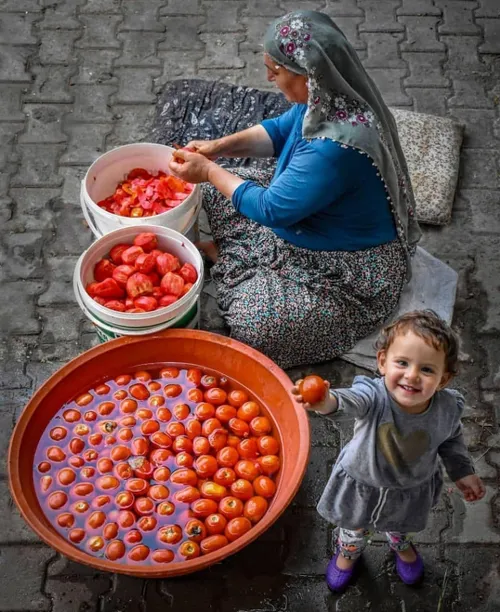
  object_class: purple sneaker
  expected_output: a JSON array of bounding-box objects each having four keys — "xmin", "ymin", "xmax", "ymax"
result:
[
  {"xmin": 326, "ymin": 550, "xmax": 358, "ymax": 592},
  {"xmin": 394, "ymin": 545, "xmax": 424, "ymax": 585}
]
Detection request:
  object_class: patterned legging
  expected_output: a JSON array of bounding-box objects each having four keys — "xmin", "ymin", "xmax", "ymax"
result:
[{"xmin": 338, "ymin": 528, "xmax": 412, "ymax": 560}]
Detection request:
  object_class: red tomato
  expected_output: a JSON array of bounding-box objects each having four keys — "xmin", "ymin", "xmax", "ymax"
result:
[
  {"xmin": 48, "ymin": 491, "xmax": 68, "ymax": 510},
  {"xmin": 137, "ymin": 516, "xmax": 157, "ymax": 531},
  {"xmin": 134, "ymin": 496, "xmax": 155, "ymax": 515},
  {"xmin": 185, "ymin": 518, "xmax": 206, "ymax": 542},
  {"xmin": 219, "ymin": 496, "xmax": 244, "ymax": 519},
  {"xmin": 204, "ymin": 513, "xmax": 228, "ymax": 536},
  {"xmin": 234, "ymin": 460, "xmax": 260, "ymax": 482},
  {"xmin": 257, "ymin": 455, "xmax": 280, "ymax": 476},
  {"xmin": 94, "ymin": 258, "xmax": 115, "ymax": 282},
  {"xmin": 158, "ymin": 294, "xmax": 178, "ymax": 307},
  {"xmin": 208, "ymin": 428, "xmax": 228, "ymax": 451},
  {"xmin": 186, "ymin": 368, "xmax": 202, "ymax": 385},
  {"xmin": 135, "ymin": 252, "xmax": 156, "ymax": 273},
  {"xmin": 173, "ymin": 403, "xmax": 190, "ymax": 420},
  {"xmin": 132, "ymin": 296, "xmax": 156, "ymax": 311},
  {"xmin": 175, "ymin": 451, "xmax": 194, "ymax": 468},
  {"xmin": 237, "ymin": 401, "xmax": 261, "ymax": 422},
  {"xmin": 156, "ymin": 407, "xmax": 172, "ymax": 422},
  {"xmin": 86, "ymin": 282, "xmax": 99, "ymax": 297},
  {"xmin": 156, "ymin": 252, "xmax": 180, "ymax": 276},
  {"xmin": 192, "ymin": 436, "xmax": 210, "ymax": 456},
  {"xmin": 215, "ymin": 404, "xmax": 237, "ymax": 423},
  {"xmin": 200, "ymin": 481, "xmax": 227, "ymax": 502},
  {"xmin": 125, "ymin": 529, "xmax": 142, "ymax": 544},
  {"xmin": 56, "ymin": 512, "xmax": 74, "ymax": 528},
  {"xmin": 158, "ymin": 524, "xmax": 183, "ymax": 544},
  {"xmin": 57, "ymin": 468, "xmax": 76, "ymax": 486},
  {"xmin": 195, "ymin": 403, "xmax": 215, "ymax": 421},
  {"xmin": 115, "ymin": 491, "xmax": 135, "ymax": 509},
  {"xmin": 69, "ymin": 528, "xmax": 85, "ymax": 543},
  {"xmin": 133, "ymin": 232, "xmax": 158, "ymax": 252},
  {"xmin": 112, "ymin": 264, "xmax": 135, "ymax": 287},
  {"xmin": 228, "ymin": 418, "xmax": 250, "ymax": 438},
  {"xmin": 244, "ymin": 496, "xmax": 269, "ymax": 524},
  {"xmin": 150, "ymin": 432, "xmax": 172, "ymax": 449},
  {"xmin": 126, "ymin": 273, "xmax": 153, "ymax": 299},
  {"xmin": 179, "ymin": 262, "xmax": 198, "ymax": 284},
  {"xmin": 237, "ymin": 438, "xmax": 259, "ymax": 459},
  {"xmin": 166, "ymin": 422, "xmax": 185, "ymax": 437},
  {"xmin": 230, "ymin": 479, "xmax": 254, "ymax": 501},
  {"xmin": 185, "ymin": 418, "xmax": 202, "ymax": 439},
  {"xmin": 109, "ymin": 243, "xmax": 130, "ymax": 265},
  {"xmin": 148, "ymin": 484, "xmax": 169, "ymax": 501},
  {"xmin": 194, "ymin": 455, "xmax": 219, "ymax": 478},
  {"xmin": 170, "ymin": 468, "xmax": 198, "ymax": 486},
  {"xmin": 250, "ymin": 416, "xmax": 272, "ymax": 436},
  {"xmin": 190, "ymin": 498, "xmax": 218, "ymax": 518},
  {"xmin": 200, "ymin": 375, "xmax": 218, "ymax": 389},
  {"xmin": 224, "ymin": 516, "xmax": 252, "ymax": 542},
  {"xmin": 174, "ymin": 486, "xmax": 200, "ymax": 504},
  {"xmin": 105, "ymin": 539, "xmax": 125, "ymax": 560},
  {"xmin": 121, "ymin": 245, "xmax": 144, "ymax": 265},
  {"xmin": 253, "ymin": 475, "xmax": 276, "ymax": 498},
  {"xmin": 178, "ymin": 540, "xmax": 200, "ymax": 560},
  {"xmin": 164, "ymin": 383, "xmax": 182, "ymax": 398},
  {"xmin": 153, "ymin": 466, "xmax": 171, "ymax": 481},
  {"xmin": 257, "ymin": 435, "xmax": 280, "ymax": 455},
  {"xmin": 160, "ymin": 272, "xmax": 184, "ymax": 296},
  {"xmin": 217, "ymin": 446, "xmax": 239, "ymax": 467},
  {"xmin": 140, "ymin": 419, "xmax": 160, "ymax": 435},
  {"xmin": 181, "ymin": 282, "xmax": 193, "ymax": 297},
  {"xmin": 298, "ymin": 375, "xmax": 327, "ymax": 404},
  {"xmin": 157, "ymin": 501, "xmax": 175, "ymax": 516},
  {"xmin": 128, "ymin": 544, "xmax": 150, "ymax": 562},
  {"xmin": 47, "ymin": 447, "xmax": 66, "ymax": 462},
  {"xmin": 92, "ymin": 278, "xmax": 124, "ymax": 299},
  {"xmin": 172, "ymin": 435, "xmax": 193, "ymax": 454},
  {"xmin": 204, "ymin": 388, "xmax": 227, "ymax": 406},
  {"xmin": 200, "ymin": 534, "xmax": 228, "ymax": 554},
  {"xmin": 214, "ymin": 467, "xmax": 237, "ymax": 487},
  {"xmin": 63, "ymin": 409, "xmax": 81, "ymax": 423},
  {"xmin": 152, "ymin": 549, "xmax": 175, "ymax": 564},
  {"xmin": 227, "ymin": 389, "xmax": 249, "ymax": 408}
]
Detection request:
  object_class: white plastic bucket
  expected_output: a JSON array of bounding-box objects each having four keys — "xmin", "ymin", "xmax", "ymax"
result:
[
  {"xmin": 80, "ymin": 143, "xmax": 202, "ymax": 239},
  {"xmin": 74, "ymin": 224, "xmax": 204, "ymax": 330}
]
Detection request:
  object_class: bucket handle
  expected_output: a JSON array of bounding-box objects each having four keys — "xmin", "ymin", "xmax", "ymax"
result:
[{"xmin": 80, "ymin": 181, "xmax": 103, "ymax": 238}]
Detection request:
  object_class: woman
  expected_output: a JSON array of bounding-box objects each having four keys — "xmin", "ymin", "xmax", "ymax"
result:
[{"xmin": 169, "ymin": 10, "xmax": 421, "ymax": 369}]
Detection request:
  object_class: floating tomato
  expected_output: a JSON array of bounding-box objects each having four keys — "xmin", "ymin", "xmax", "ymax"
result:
[
  {"xmin": 148, "ymin": 485, "xmax": 169, "ymax": 501},
  {"xmin": 175, "ymin": 452, "xmax": 193, "ymax": 468},
  {"xmin": 204, "ymin": 388, "xmax": 227, "ymax": 406},
  {"xmin": 125, "ymin": 529, "xmax": 142, "ymax": 544},
  {"xmin": 106, "ymin": 539, "xmax": 126, "ymax": 560},
  {"xmin": 158, "ymin": 525, "xmax": 182, "ymax": 545},
  {"xmin": 257, "ymin": 435, "xmax": 280, "ymax": 455},
  {"xmin": 175, "ymin": 486, "xmax": 200, "ymax": 504},
  {"xmin": 160, "ymin": 366, "xmax": 179, "ymax": 379},
  {"xmin": 234, "ymin": 460, "xmax": 260, "ymax": 482},
  {"xmin": 192, "ymin": 436, "xmax": 210, "ymax": 456},
  {"xmin": 156, "ymin": 501, "xmax": 175, "ymax": 516},
  {"xmin": 57, "ymin": 468, "xmax": 76, "ymax": 486},
  {"xmin": 47, "ymin": 446, "xmax": 66, "ymax": 462},
  {"xmin": 87, "ymin": 511, "xmax": 106, "ymax": 529},
  {"xmin": 56, "ymin": 512, "xmax": 74, "ymax": 528},
  {"xmin": 228, "ymin": 418, "xmax": 250, "ymax": 438},
  {"xmin": 205, "ymin": 513, "xmax": 228, "ymax": 536},
  {"xmin": 194, "ymin": 455, "xmax": 218, "ymax": 479},
  {"xmin": 137, "ymin": 516, "xmax": 157, "ymax": 532},
  {"xmin": 257, "ymin": 455, "xmax": 280, "ymax": 476},
  {"xmin": 230, "ymin": 479, "xmax": 254, "ymax": 501},
  {"xmin": 225, "ymin": 517, "xmax": 252, "ymax": 542},
  {"xmin": 215, "ymin": 404, "xmax": 237, "ymax": 423},
  {"xmin": 200, "ymin": 481, "xmax": 227, "ymax": 502},
  {"xmin": 185, "ymin": 519, "xmax": 206, "ymax": 542},
  {"xmin": 170, "ymin": 468, "xmax": 197, "ymax": 486},
  {"xmin": 68, "ymin": 528, "xmax": 85, "ymax": 543},
  {"xmin": 187, "ymin": 388, "xmax": 204, "ymax": 403},
  {"xmin": 185, "ymin": 418, "xmax": 202, "ymax": 439},
  {"xmin": 243, "ymin": 496, "xmax": 268, "ymax": 523},
  {"xmin": 152, "ymin": 549, "xmax": 175, "ymax": 564},
  {"xmin": 237, "ymin": 438, "xmax": 259, "ymax": 459},
  {"xmin": 250, "ymin": 416, "xmax": 272, "ymax": 436},
  {"xmin": 195, "ymin": 403, "xmax": 215, "ymax": 421},
  {"xmin": 190, "ymin": 499, "xmax": 218, "ymax": 518},
  {"xmin": 219, "ymin": 496, "xmax": 244, "ymax": 520},
  {"xmin": 227, "ymin": 389, "xmax": 249, "ymax": 408},
  {"xmin": 128, "ymin": 544, "xmax": 150, "ymax": 562},
  {"xmin": 166, "ymin": 422, "xmax": 185, "ymax": 438},
  {"xmin": 173, "ymin": 403, "xmax": 190, "ymax": 420},
  {"xmin": 48, "ymin": 491, "xmax": 68, "ymax": 510},
  {"xmin": 200, "ymin": 534, "xmax": 228, "ymax": 554},
  {"xmin": 253, "ymin": 475, "xmax": 276, "ymax": 498},
  {"xmin": 178, "ymin": 541, "xmax": 200, "ymax": 560},
  {"xmin": 217, "ymin": 446, "xmax": 239, "ymax": 467},
  {"xmin": 214, "ymin": 468, "xmax": 237, "ymax": 487}
]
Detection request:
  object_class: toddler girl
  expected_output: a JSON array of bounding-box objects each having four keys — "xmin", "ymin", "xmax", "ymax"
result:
[{"xmin": 293, "ymin": 310, "xmax": 485, "ymax": 592}]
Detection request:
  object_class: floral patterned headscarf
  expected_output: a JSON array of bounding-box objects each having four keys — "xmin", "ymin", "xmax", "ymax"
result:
[{"xmin": 264, "ymin": 11, "xmax": 421, "ymax": 272}]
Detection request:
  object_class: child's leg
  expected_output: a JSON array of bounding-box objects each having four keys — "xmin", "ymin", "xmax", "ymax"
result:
[
  {"xmin": 337, "ymin": 527, "xmax": 371, "ymax": 561},
  {"xmin": 385, "ymin": 532, "xmax": 417, "ymax": 562}
]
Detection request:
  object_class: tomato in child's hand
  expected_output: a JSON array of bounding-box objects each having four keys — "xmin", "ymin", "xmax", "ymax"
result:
[{"xmin": 298, "ymin": 375, "xmax": 326, "ymax": 404}]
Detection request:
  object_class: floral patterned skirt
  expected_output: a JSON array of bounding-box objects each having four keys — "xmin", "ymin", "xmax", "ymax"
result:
[{"xmin": 202, "ymin": 169, "xmax": 408, "ymax": 370}]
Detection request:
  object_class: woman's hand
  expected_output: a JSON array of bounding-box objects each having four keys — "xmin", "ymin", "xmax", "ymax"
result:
[
  {"xmin": 291, "ymin": 379, "xmax": 337, "ymax": 415},
  {"xmin": 168, "ymin": 149, "xmax": 214, "ymax": 184},
  {"xmin": 454, "ymin": 474, "xmax": 486, "ymax": 502},
  {"xmin": 185, "ymin": 139, "xmax": 223, "ymax": 160}
]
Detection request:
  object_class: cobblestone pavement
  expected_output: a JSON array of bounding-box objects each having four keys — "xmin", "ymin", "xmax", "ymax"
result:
[{"xmin": 1, "ymin": 0, "xmax": 500, "ymax": 610}]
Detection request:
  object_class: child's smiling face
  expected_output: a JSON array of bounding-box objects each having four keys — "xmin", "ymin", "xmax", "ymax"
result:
[{"xmin": 377, "ymin": 330, "xmax": 452, "ymax": 413}]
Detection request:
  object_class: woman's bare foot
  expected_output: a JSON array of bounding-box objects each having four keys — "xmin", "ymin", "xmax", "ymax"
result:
[{"xmin": 196, "ymin": 240, "xmax": 218, "ymax": 264}]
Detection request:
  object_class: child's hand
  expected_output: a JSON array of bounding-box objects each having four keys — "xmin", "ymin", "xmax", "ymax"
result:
[
  {"xmin": 454, "ymin": 474, "xmax": 486, "ymax": 502},
  {"xmin": 291, "ymin": 379, "xmax": 337, "ymax": 415}
]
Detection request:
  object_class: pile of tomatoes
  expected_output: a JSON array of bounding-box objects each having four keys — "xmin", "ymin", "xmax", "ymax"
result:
[
  {"xmin": 85, "ymin": 232, "xmax": 198, "ymax": 313},
  {"xmin": 34, "ymin": 367, "xmax": 280, "ymax": 565},
  {"xmin": 97, "ymin": 168, "xmax": 193, "ymax": 218}
]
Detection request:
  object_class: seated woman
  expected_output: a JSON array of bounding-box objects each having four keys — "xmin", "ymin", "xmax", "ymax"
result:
[{"xmin": 169, "ymin": 10, "xmax": 421, "ymax": 369}]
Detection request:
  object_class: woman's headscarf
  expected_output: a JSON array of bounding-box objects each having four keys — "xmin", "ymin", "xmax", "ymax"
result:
[{"xmin": 264, "ymin": 11, "xmax": 421, "ymax": 275}]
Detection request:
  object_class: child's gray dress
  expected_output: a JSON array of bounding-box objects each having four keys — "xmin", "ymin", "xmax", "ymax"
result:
[{"xmin": 317, "ymin": 376, "xmax": 475, "ymax": 533}]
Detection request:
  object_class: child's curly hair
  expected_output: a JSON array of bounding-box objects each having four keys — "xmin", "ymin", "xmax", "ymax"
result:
[{"xmin": 375, "ymin": 310, "xmax": 460, "ymax": 375}]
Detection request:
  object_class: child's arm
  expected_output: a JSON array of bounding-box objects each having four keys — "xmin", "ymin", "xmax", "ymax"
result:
[
  {"xmin": 438, "ymin": 424, "xmax": 486, "ymax": 502},
  {"xmin": 292, "ymin": 376, "xmax": 376, "ymax": 419}
]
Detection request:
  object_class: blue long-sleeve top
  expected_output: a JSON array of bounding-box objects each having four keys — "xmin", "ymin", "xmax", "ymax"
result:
[{"xmin": 232, "ymin": 104, "xmax": 397, "ymax": 251}]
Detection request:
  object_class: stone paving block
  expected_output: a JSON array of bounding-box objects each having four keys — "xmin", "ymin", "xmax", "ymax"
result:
[
  {"xmin": 160, "ymin": 0, "xmax": 204, "ymax": 15},
  {"xmin": 237, "ymin": 16, "xmax": 270, "ymax": 51},
  {"xmin": 37, "ymin": 0, "xmax": 83, "ymax": 30},
  {"xmin": 11, "ymin": 144, "xmax": 65, "ymax": 187},
  {"xmin": 30, "ymin": 339, "xmax": 82, "ymax": 363},
  {"xmin": 0, "ymin": 281, "xmax": 43, "ymax": 334},
  {"xmin": 459, "ymin": 150, "xmax": 499, "ymax": 190},
  {"xmin": 437, "ymin": 0, "xmax": 481, "ymax": 35},
  {"xmin": 80, "ymin": 0, "xmax": 121, "ymax": 13},
  {"xmin": 397, "ymin": 0, "xmax": 442, "ymax": 16},
  {"xmin": 446, "ymin": 547, "xmax": 500, "ymax": 611},
  {"xmin": 478, "ymin": 18, "xmax": 500, "ymax": 54},
  {"xmin": 443, "ymin": 35, "xmax": 489, "ymax": 73},
  {"xmin": 26, "ymin": 360, "xmax": 68, "ymax": 393},
  {"xmin": 107, "ymin": 104, "xmax": 155, "ymax": 147},
  {"xmin": 403, "ymin": 52, "xmax": 450, "ymax": 87},
  {"xmin": 309, "ymin": 412, "xmax": 342, "ymax": 448},
  {"xmin": 470, "ymin": 452, "xmax": 498, "ymax": 479},
  {"xmin": 409, "ymin": 87, "xmax": 450, "ymax": 115},
  {"xmin": 59, "ymin": 165, "xmax": 86, "ymax": 204},
  {"xmin": 0, "ymin": 409, "xmax": 14, "ymax": 475},
  {"xmin": 0, "ymin": 83, "xmax": 26, "ymax": 121},
  {"xmin": 282, "ymin": 508, "xmax": 331, "ymax": 576},
  {"xmin": 60, "ymin": 123, "xmax": 112, "ymax": 164},
  {"xmin": 77, "ymin": 15, "xmax": 122, "ymax": 48},
  {"xmin": 399, "ymin": 15, "xmax": 445, "ymax": 51},
  {"xmin": 199, "ymin": 33, "xmax": 245, "ymax": 69},
  {"xmin": 120, "ymin": 0, "xmax": 166, "ymax": 31},
  {"xmin": 115, "ymin": 31, "xmax": 163, "ymax": 67},
  {"xmin": 478, "ymin": 338, "xmax": 500, "ymax": 390},
  {"xmin": 242, "ymin": 0, "xmax": 282, "ymax": 17},
  {"xmin": 292, "ymin": 446, "xmax": 337, "ymax": 509},
  {"xmin": 1, "ymin": 230, "xmax": 45, "ymax": 281},
  {"xmin": 0, "ymin": 123, "xmax": 23, "ymax": 168},
  {"xmin": 219, "ymin": 575, "xmax": 289, "ymax": 612},
  {"xmin": 0, "ymin": 12, "xmax": 38, "ymax": 43},
  {"xmin": 38, "ymin": 305, "xmax": 82, "ymax": 344},
  {"xmin": 280, "ymin": 0, "xmax": 329, "ymax": 14},
  {"xmin": 363, "ymin": 68, "xmax": 412, "ymax": 106},
  {"xmin": 37, "ymin": 255, "xmax": 79, "ymax": 306},
  {"xmin": 158, "ymin": 15, "xmax": 205, "ymax": 50},
  {"xmin": 28, "ymin": 65, "xmax": 76, "ymax": 103},
  {"xmin": 38, "ymin": 29, "xmax": 81, "ymax": 65},
  {"xmin": 0, "ymin": 45, "xmax": 33, "ymax": 81},
  {"xmin": 241, "ymin": 49, "xmax": 276, "ymax": 91},
  {"xmin": 0, "ymin": 480, "xmax": 41, "ymax": 543},
  {"xmin": 361, "ymin": 32, "xmax": 406, "ymax": 68},
  {"xmin": 70, "ymin": 49, "xmax": 120, "ymax": 85},
  {"xmin": 450, "ymin": 109, "xmax": 498, "ymax": 148},
  {"xmin": 448, "ymin": 75, "xmax": 495, "ymax": 107},
  {"xmin": 358, "ymin": 0, "xmax": 404, "ymax": 33},
  {"xmin": 155, "ymin": 49, "xmax": 203, "ymax": 86},
  {"xmin": 475, "ymin": 0, "xmax": 500, "ymax": 17},
  {"xmin": 49, "ymin": 198, "xmax": 93, "ymax": 255},
  {"xmin": 19, "ymin": 104, "xmax": 69, "ymax": 144},
  {"xmin": 323, "ymin": 0, "xmax": 363, "ymax": 17},
  {"xmin": 0, "ymin": 0, "xmax": 42, "ymax": 9},
  {"xmin": 68, "ymin": 84, "xmax": 116, "ymax": 121},
  {"xmin": 329, "ymin": 16, "xmax": 366, "ymax": 49},
  {"xmin": 473, "ymin": 237, "xmax": 500, "ymax": 332},
  {"xmin": 200, "ymin": 1, "xmax": 245, "ymax": 32},
  {"xmin": 447, "ymin": 485, "xmax": 500, "ymax": 543},
  {"xmin": 0, "ymin": 546, "xmax": 53, "ymax": 611},
  {"xmin": 99, "ymin": 575, "xmax": 170, "ymax": 612},
  {"xmin": 113, "ymin": 68, "xmax": 159, "ymax": 103}
]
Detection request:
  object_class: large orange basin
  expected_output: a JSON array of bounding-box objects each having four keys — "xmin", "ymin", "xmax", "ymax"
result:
[{"xmin": 8, "ymin": 329, "xmax": 310, "ymax": 577}]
